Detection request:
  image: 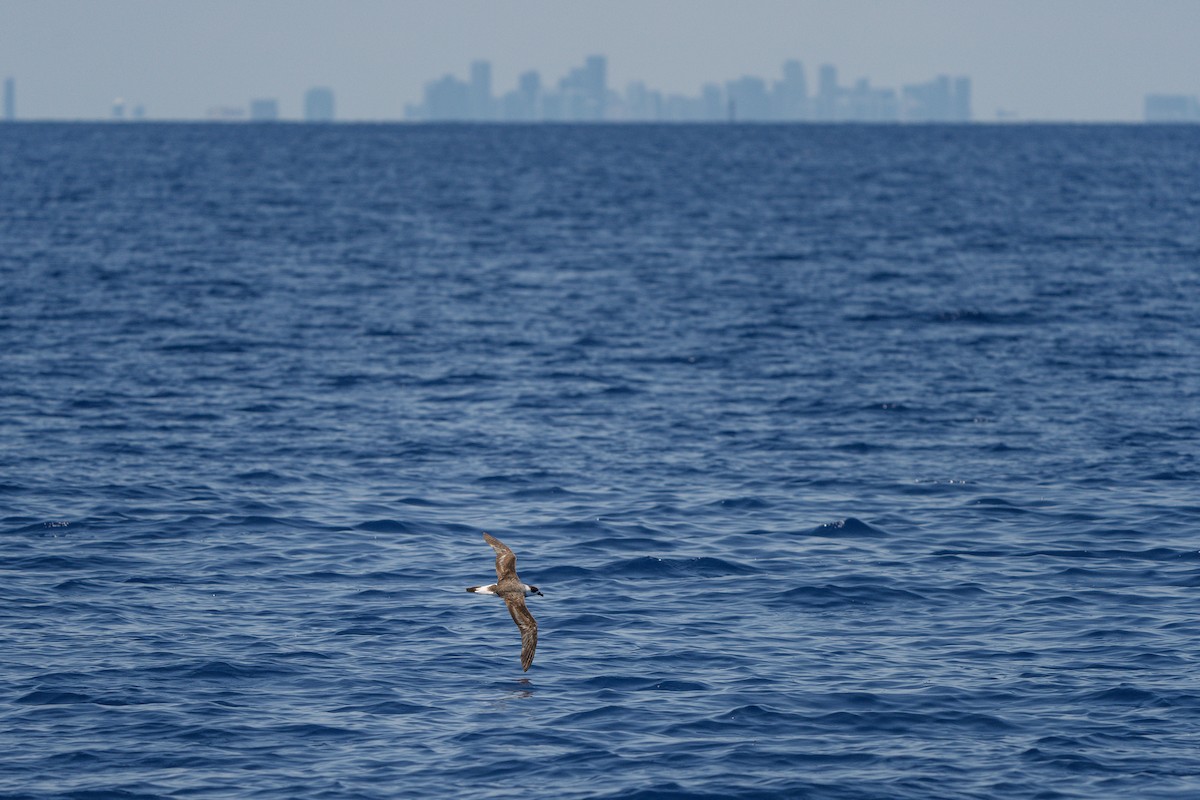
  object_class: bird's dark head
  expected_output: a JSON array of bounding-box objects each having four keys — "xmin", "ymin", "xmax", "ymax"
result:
[{"xmin": 526, "ymin": 584, "xmax": 543, "ymax": 597}]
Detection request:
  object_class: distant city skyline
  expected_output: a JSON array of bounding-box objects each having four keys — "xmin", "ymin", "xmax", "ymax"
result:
[
  {"xmin": 2, "ymin": 57, "xmax": 976, "ymax": 124},
  {"xmin": 4, "ymin": 60, "xmax": 1197, "ymax": 125},
  {"xmin": 406, "ymin": 56, "xmax": 971, "ymax": 123},
  {"xmin": 2, "ymin": 1, "xmax": 1199, "ymax": 121}
]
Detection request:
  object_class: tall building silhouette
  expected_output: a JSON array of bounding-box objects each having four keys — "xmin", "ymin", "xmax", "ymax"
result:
[
  {"xmin": 304, "ymin": 87, "xmax": 335, "ymax": 122},
  {"xmin": 701, "ymin": 83, "xmax": 723, "ymax": 121},
  {"xmin": 902, "ymin": 75, "xmax": 970, "ymax": 122},
  {"xmin": 773, "ymin": 60, "xmax": 808, "ymax": 120},
  {"xmin": 845, "ymin": 79, "xmax": 898, "ymax": 121},
  {"xmin": 1144, "ymin": 94, "xmax": 1200, "ymax": 122},
  {"xmin": 725, "ymin": 76, "xmax": 770, "ymax": 121},
  {"xmin": 952, "ymin": 77, "xmax": 971, "ymax": 122},
  {"xmin": 500, "ymin": 70, "xmax": 540, "ymax": 120},
  {"xmin": 250, "ymin": 99, "xmax": 279, "ymax": 121},
  {"xmin": 422, "ymin": 75, "xmax": 470, "ymax": 120},
  {"xmin": 624, "ymin": 80, "xmax": 655, "ymax": 121},
  {"xmin": 556, "ymin": 55, "xmax": 607, "ymax": 120},
  {"xmin": 469, "ymin": 60, "xmax": 494, "ymax": 120},
  {"xmin": 583, "ymin": 55, "xmax": 607, "ymax": 118},
  {"xmin": 816, "ymin": 64, "xmax": 839, "ymax": 120},
  {"xmin": 3, "ymin": 78, "xmax": 13, "ymax": 121}
]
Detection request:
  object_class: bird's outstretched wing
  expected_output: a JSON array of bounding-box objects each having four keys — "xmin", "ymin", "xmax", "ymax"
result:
[
  {"xmin": 483, "ymin": 532, "xmax": 517, "ymax": 581},
  {"xmin": 504, "ymin": 594, "xmax": 539, "ymax": 672}
]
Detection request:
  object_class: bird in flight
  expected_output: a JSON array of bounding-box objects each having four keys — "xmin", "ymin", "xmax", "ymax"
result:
[{"xmin": 466, "ymin": 533, "xmax": 543, "ymax": 671}]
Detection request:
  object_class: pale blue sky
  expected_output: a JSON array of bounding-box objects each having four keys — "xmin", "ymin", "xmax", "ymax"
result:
[{"xmin": 2, "ymin": 0, "xmax": 1198, "ymax": 121}]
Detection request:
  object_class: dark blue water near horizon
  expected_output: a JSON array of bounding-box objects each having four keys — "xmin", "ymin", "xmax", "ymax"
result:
[{"xmin": 1, "ymin": 123, "xmax": 1199, "ymax": 799}]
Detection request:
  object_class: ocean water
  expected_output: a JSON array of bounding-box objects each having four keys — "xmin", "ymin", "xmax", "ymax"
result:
[{"xmin": 1, "ymin": 122, "xmax": 1198, "ymax": 799}]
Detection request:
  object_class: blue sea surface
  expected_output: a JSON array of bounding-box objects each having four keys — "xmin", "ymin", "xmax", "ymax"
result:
[{"xmin": 1, "ymin": 123, "xmax": 1199, "ymax": 799}]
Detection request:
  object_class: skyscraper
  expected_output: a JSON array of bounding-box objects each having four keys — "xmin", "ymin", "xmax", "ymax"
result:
[
  {"xmin": 500, "ymin": 70, "xmax": 541, "ymax": 120},
  {"xmin": 952, "ymin": 77, "xmax": 971, "ymax": 122},
  {"xmin": 425, "ymin": 75, "xmax": 469, "ymax": 119},
  {"xmin": 1145, "ymin": 94, "xmax": 1200, "ymax": 122},
  {"xmin": 773, "ymin": 60, "xmax": 808, "ymax": 120},
  {"xmin": 846, "ymin": 79, "xmax": 898, "ymax": 121},
  {"xmin": 584, "ymin": 55, "xmax": 607, "ymax": 119},
  {"xmin": 701, "ymin": 83, "xmax": 724, "ymax": 121},
  {"xmin": 250, "ymin": 99, "xmax": 279, "ymax": 121},
  {"xmin": 816, "ymin": 64, "xmax": 839, "ymax": 120},
  {"xmin": 3, "ymin": 78, "xmax": 13, "ymax": 121},
  {"xmin": 726, "ymin": 76, "xmax": 770, "ymax": 121},
  {"xmin": 557, "ymin": 55, "xmax": 608, "ymax": 120},
  {"xmin": 304, "ymin": 87, "xmax": 335, "ymax": 122},
  {"xmin": 902, "ymin": 75, "xmax": 970, "ymax": 122},
  {"xmin": 469, "ymin": 60, "xmax": 493, "ymax": 120}
]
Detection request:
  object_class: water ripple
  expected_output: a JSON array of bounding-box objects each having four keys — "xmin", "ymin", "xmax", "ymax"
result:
[{"xmin": 2, "ymin": 124, "xmax": 1199, "ymax": 800}]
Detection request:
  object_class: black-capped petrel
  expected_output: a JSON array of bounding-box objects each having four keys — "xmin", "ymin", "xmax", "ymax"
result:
[{"xmin": 466, "ymin": 533, "xmax": 543, "ymax": 671}]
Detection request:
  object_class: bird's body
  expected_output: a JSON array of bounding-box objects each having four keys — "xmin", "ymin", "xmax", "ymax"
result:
[{"xmin": 466, "ymin": 533, "xmax": 542, "ymax": 671}]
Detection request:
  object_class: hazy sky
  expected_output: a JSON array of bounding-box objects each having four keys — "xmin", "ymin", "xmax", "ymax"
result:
[{"xmin": 2, "ymin": 0, "xmax": 1199, "ymax": 121}]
